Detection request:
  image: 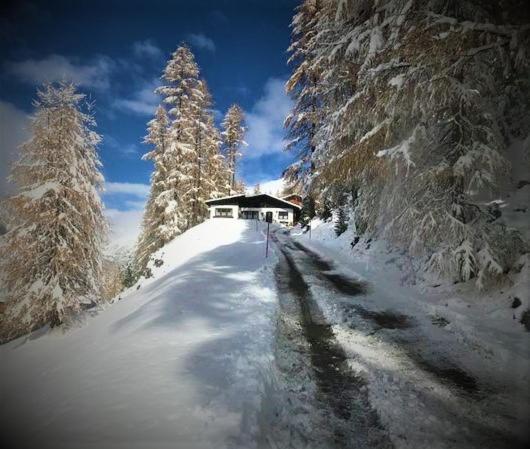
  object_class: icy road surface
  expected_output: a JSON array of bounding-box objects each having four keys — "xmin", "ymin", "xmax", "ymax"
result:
[{"xmin": 268, "ymin": 227, "xmax": 529, "ymax": 449}]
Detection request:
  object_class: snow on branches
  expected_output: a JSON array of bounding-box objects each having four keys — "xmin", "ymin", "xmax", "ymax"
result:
[
  {"xmin": 135, "ymin": 46, "xmax": 232, "ymax": 272},
  {"xmin": 0, "ymin": 82, "xmax": 107, "ymax": 341},
  {"xmin": 222, "ymin": 104, "xmax": 246, "ymax": 193},
  {"xmin": 286, "ymin": 0, "xmax": 530, "ymax": 287}
]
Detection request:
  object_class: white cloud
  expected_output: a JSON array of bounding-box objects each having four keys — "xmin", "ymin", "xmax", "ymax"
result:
[
  {"xmin": 113, "ymin": 78, "xmax": 160, "ymax": 116},
  {"xmin": 5, "ymin": 54, "xmax": 115, "ymax": 90},
  {"xmin": 103, "ymin": 181, "xmax": 149, "ymax": 250},
  {"xmin": 105, "ymin": 182, "xmax": 150, "ymax": 197},
  {"xmin": 120, "ymin": 144, "xmax": 140, "ymax": 156},
  {"xmin": 132, "ymin": 39, "xmax": 163, "ymax": 59},
  {"xmin": 244, "ymin": 77, "xmax": 292, "ymax": 158},
  {"xmin": 105, "ymin": 208, "xmax": 144, "ymax": 251},
  {"xmin": 0, "ymin": 100, "xmax": 30, "ymax": 196},
  {"xmin": 104, "ymin": 136, "xmax": 141, "ymax": 157},
  {"xmin": 187, "ymin": 33, "xmax": 216, "ymax": 52},
  {"xmin": 246, "ymin": 178, "xmax": 286, "ymax": 196}
]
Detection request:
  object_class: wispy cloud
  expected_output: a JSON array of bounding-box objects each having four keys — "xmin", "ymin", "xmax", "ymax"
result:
[
  {"xmin": 120, "ymin": 143, "xmax": 140, "ymax": 156},
  {"xmin": 246, "ymin": 178, "xmax": 286, "ymax": 196},
  {"xmin": 187, "ymin": 33, "xmax": 216, "ymax": 52},
  {"xmin": 4, "ymin": 54, "xmax": 115, "ymax": 90},
  {"xmin": 105, "ymin": 208, "xmax": 144, "ymax": 250},
  {"xmin": 105, "ymin": 182, "xmax": 150, "ymax": 197},
  {"xmin": 244, "ymin": 77, "xmax": 292, "ymax": 159},
  {"xmin": 105, "ymin": 136, "xmax": 141, "ymax": 158},
  {"xmin": 113, "ymin": 78, "xmax": 160, "ymax": 116},
  {"xmin": 132, "ymin": 39, "xmax": 163, "ymax": 59},
  {"xmin": 0, "ymin": 100, "xmax": 29, "ymax": 196},
  {"xmin": 103, "ymin": 181, "xmax": 149, "ymax": 249}
]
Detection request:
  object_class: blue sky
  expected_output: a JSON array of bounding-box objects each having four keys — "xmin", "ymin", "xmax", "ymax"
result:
[{"xmin": 0, "ymin": 0, "xmax": 298, "ymax": 246}]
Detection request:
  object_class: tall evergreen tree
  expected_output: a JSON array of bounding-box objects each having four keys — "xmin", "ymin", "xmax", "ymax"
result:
[
  {"xmin": 187, "ymin": 80, "xmax": 222, "ymax": 225},
  {"xmin": 284, "ymin": 0, "xmax": 326, "ymax": 187},
  {"xmin": 0, "ymin": 82, "xmax": 107, "ymax": 341},
  {"xmin": 221, "ymin": 104, "xmax": 246, "ymax": 193},
  {"xmin": 204, "ymin": 115, "xmax": 230, "ymax": 199},
  {"xmin": 287, "ymin": 0, "xmax": 529, "ymax": 288},
  {"xmin": 155, "ymin": 45, "xmax": 202, "ymax": 233},
  {"xmin": 135, "ymin": 105, "xmax": 172, "ymax": 271},
  {"xmin": 334, "ymin": 206, "xmax": 348, "ymax": 237},
  {"xmin": 136, "ymin": 46, "xmax": 231, "ymax": 270}
]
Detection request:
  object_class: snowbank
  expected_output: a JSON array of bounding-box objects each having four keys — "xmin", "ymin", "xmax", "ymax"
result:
[{"xmin": 1, "ymin": 219, "xmax": 278, "ymax": 449}]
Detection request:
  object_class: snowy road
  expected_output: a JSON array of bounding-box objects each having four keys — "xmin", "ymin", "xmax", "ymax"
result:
[
  {"xmin": 1, "ymin": 220, "xmax": 528, "ymax": 449},
  {"xmin": 268, "ymin": 228, "xmax": 529, "ymax": 449}
]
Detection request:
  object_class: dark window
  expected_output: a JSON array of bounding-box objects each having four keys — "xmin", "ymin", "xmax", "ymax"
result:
[
  {"xmin": 278, "ymin": 211, "xmax": 288, "ymax": 219},
  {"xmin": 241, "ymin": 210, "xmax": 259, "ymax": 219},
  {"xmin": 215, "ymin": 208, "xmax": 233, "ymax": 217}
]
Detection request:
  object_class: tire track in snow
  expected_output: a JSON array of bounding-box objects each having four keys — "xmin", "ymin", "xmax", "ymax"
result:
[
  {"xmin": 271, "ymin": 230, "xmax": 392, "ymax": 449},
  {"xmin": 278, "ymin": 230, "xmax": 528, "ymax": 449},
  {"xmin": 285, "ymin": 234, "xmax": 482, "ymax": 396}
]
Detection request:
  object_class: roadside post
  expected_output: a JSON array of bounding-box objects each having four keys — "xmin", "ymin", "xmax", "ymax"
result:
[
  {"xmin": 265, "ymin": 212, "xmax": 272, "ymax": 257},
  {"xmin": 308, "ymin": 224, "xmax": 311, "ymax": 239}
]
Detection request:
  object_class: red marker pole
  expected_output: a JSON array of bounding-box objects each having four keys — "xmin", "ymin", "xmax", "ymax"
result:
[{"xmin": 266, "ymin": 222, "xmax": 270, "ymax": 258}]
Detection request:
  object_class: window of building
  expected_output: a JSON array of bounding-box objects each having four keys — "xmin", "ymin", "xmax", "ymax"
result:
[
  {"xmin": 215, "ymin": 208, "xmax": 233, "ymax": 217},
  {"xmin": 241, "ymin": 210, "xmax": 258, "ymax": 219},
  {"xmin": 278, "ymin": 211, "xmax": 288, "ymax": 219}
]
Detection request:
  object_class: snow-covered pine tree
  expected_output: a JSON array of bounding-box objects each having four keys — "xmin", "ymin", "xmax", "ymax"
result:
[
  {"xmin": 136, "ymin": 46, "xmax": 230, "ymax": 270},
  {"xmin": 335, "ymin": 205, "xmax": 348, "ymax": 237},
  {"xmin": 284, "ymin": 0, "xmax": 326, "ymax": 188},
  {"xmin": 204, "ymin": 114, "xmax": 229, "ymax": 199},
  {"xmin": 187, "ymin": 80, "xmax": 221, "ymax": 226},
  {"xmin": 0, "ymin": 82, "xmax": 107, "ymax": 341},
  {"xmin": 287, "ymin": 0, "xmax": 530, "ymax": 288},
  {"xmin": 204, "ymin": 100, "xmax": 231, "ymax": 199},
  {"xmin": 221, "ymin": 104, "xmax": 246, "ymax": 193},
  {"xmin": 155, "ymin": 45, "xmax": 202, "ymax": 232},
  {"xmin": 300, "ymin": 195, "xmax": 316, "ymax": 226},
  {"xmin": 135, "ymin": 105, "xmax": 172, "ymax": 271}
]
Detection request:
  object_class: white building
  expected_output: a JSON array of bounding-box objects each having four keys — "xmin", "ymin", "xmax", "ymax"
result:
[{"xmin": 205, "ymin": 193, "xmax": 301, "ymax": 226}]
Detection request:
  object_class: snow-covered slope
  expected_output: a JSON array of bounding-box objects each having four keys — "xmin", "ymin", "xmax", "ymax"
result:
[{"xmin": 1, "ymin": 219, "xmax": 277, "ymax": 449}]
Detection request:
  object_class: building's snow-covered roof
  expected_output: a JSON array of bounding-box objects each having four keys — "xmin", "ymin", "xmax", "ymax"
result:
[{"xmin": 205, "ymin": 193, "xmax": 302, "ymax": 209}]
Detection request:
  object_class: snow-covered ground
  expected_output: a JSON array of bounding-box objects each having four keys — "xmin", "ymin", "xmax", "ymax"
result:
[
  {"xmin": 289, "ymin": 219, "xmax": 530, "ymax": 448},
  {"xmin": 1, "ymin": 219, "xmax": 278, "ymax": 449},
  {"xmin": 2, "ymin": 216, "xmax": 528, "ymax": 449}
]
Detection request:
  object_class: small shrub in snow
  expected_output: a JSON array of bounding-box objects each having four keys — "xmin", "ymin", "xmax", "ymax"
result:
[
  {"xmin": 520, "ymin": 310, "xmax": 530, "ymax": 332},
  {"xmin": 511, "ymin": 297, "xmax": 522, "ymax": 309},
  {"xmin": 335, "ymin": 207, "xmax": 348, "ymax": 237}
]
